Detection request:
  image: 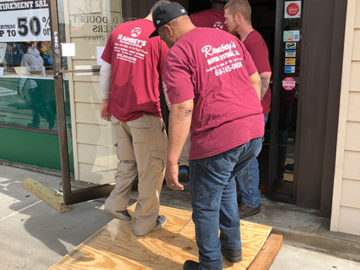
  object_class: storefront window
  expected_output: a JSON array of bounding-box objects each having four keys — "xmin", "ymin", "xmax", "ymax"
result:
[
  {"xmin": 0, "ymin": 0, "xmax": 59, "ymax": 131},
  {"xmin": 0, "ymin": 0, "xmax": 75, "ymax": 172}
]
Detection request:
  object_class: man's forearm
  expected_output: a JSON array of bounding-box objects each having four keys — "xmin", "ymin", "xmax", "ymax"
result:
[
  {"xmin": 249, "ymin": 72, "xmax": 261, "ymax": 100},
  {"xmin": 99, "ymin": 61, "xmax": 111, "ymax": 99},
  {"xmin": 260, "ymin": 77, "xmax": 270, "ymax": 100},
  {"xmin": 260, "ymin": 72, "xmax": 271, "ymax": 100},
  {"xmin": 167, "ymin": 102, "xmax": 193, "ymax": 166}
]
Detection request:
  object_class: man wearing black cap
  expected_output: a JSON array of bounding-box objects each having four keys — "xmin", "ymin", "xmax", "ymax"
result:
[
  {"xmin": 177, "ymin": 0, "xmax": 230, "ymax": 184},
  {"xmin": 151, "ymin": 2, "xmax": 264, "ymax": 269},
  {"xmin": 99, "ymin": 0, "xmax": 169, "ymax": 237}
]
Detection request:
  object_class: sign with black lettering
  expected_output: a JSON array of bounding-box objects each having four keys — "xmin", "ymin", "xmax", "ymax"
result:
[{"xmin": 0, "ymin": 0, "xmax": 50, "ymax": 42}]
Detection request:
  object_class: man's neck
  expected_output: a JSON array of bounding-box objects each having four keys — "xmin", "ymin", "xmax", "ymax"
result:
[
  {"xmin": 145, "ymin": 13, "xmax": 152, "ymax": 21},
  {"xmin": 237, "ymin": 23, "xmax": 254, "ymax": 42},
  {"xmin": 178, "ymin": 24, "xmax": 196, "ymax": 40}
]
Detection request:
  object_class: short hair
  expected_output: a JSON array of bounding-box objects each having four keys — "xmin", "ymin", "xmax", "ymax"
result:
[
  {"xmin": 150, "ymin": 0, "xmax": 171, "ymax": 14},
  {"xmin": 225, "ymin": 0, "xmax": 252, "ymax": 23}
]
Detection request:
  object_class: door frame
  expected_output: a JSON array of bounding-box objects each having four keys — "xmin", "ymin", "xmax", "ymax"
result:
[
  {"xmin": 293, "ymin": 0, "xmax": 347, "ymax": 216},
  {"xmin": 49, "ymin": 0, "xmax": 113, "ymax": 205},
  {"xmin": 268, "ymin": 0, "xmax": 348, "ymax": 216}
]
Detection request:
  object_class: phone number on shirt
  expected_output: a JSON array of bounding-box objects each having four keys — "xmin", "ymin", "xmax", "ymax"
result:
[{"xmin": 214, "ymin": 61, "xmax": 243, "ymax": 76}]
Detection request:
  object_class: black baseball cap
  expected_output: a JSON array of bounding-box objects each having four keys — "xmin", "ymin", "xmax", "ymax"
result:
[{"xmin": 149, "ymin": 2, "xmax": 188, "ymax": 37}]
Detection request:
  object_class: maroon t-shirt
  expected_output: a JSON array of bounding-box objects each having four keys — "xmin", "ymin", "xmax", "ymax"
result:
[
  {"xmin": 162, "ymin": 28, "xmax": 264, "ymax": 160},
  {"xmin": 243, "ymin": 30, "xmax": 272, "ymax": 115},
  {"xmin": 190, "ymin": 8, "xmax": 228, "ymax": 31},
  {"xmin": 102, "ymin": 19, "xmax": 168, "ymax": 122}
]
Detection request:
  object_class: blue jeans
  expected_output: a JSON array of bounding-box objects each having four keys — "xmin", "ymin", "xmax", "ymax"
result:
[
  {"xmin": 189, "ymin": 138, "xmax": 263, "ymax": 270},
  {"xmin": 236, "ymin": 114, "xmax": 268, "ymax": 208}
]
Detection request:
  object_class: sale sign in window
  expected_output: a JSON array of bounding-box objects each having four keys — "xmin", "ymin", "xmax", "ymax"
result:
[{"xmin": 0, "ymin": 0, "xmax": 50, "ymax": 42}]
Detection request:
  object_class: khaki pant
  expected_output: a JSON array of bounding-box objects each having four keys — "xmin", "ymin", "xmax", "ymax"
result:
[
  {"xmin": 105, "ymin": 114, "xmax": 168, "ymax": 235},
  {"xmin": 179, "ymin": 134, "xmax": 190, "ymax": 167}
]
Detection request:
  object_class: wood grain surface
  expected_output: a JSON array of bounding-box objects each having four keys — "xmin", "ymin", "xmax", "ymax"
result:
[
  {"xmin": 248, "ymin": 234, "xmax": 283, "ymax": 270},
  {"xmin": 50, "ymin": 204, "xmax": 275, "ymax": 270}
]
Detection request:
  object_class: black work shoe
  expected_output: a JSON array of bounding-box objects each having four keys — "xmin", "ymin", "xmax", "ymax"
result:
[
  {"xmin": 221, "ymin": 246, "xmax": 242, "ymax": 263},
  {"xmin": 183, "ymin": 260, "xmax": 199, "ymax": 270},
  {"xmin": 238, "ymin": 203, "xmax": 260, "ymax": 218}
]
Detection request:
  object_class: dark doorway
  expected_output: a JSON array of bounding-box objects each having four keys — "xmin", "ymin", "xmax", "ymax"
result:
[
  {"xmin": 189, "ymin": 1, "xmax": 211, "ymax": 13},
  {"xmin": 249, "ymin": 1, "xmax": 299, "ymax": 203},
  {"xmin": 254, "ymin": 0, "xmax": 300, "ymax": 204},
  {"xmin": 187, "ymin": 0, "xmax": 299, "ymax": 203}
]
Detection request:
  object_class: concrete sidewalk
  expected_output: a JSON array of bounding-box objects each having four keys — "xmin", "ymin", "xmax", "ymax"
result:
[{"xmin": 0, "ymin": 164, "xmax": 359, "ymax": 270}]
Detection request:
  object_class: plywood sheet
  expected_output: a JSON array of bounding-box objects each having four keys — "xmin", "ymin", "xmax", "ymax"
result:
[
  {"xmin": 50, "ymin": 205, "xmax": 273, "ymax": 270},
  {"xmin": 248, "ymin": 234, "xmax": 283, "ymax": 270}
]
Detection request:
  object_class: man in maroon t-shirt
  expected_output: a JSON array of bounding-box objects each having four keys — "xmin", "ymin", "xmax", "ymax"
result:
[
  {"xmin": 99, "ymin": 0, "xmax": 169, "ymax": 237},
  {"xmin": 225, "ymin": 0, "xmax": 272, "ymax": 218},
  {"xmin": 176, "ymin": 0, "xmax": 230, "ymax": 183},
  {"xmin": 150, "ymin": 2, "xmax": 264, "ymax": 269}
]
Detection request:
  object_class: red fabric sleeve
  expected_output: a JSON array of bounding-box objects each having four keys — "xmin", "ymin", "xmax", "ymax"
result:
[
  {"xmin": 244, "ymin": 38, "xmax": 271, "ymax": 74},
  {"xmin": 240, "ymin": 42, "xmax": 258, "ymax": 76},
  {"xmin": 101, "ymin": 33, "xmax": 113, "ymax": 64},
  {"xmin": 162, "ymin": 49, "xmax": 195, "ymax": 105}
]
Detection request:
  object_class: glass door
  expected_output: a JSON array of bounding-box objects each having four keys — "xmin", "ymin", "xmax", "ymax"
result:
[
  {"xmin": 0, "ymin": 0, "xmax": 74, "ymax": 172},
  {"xmin": 267, "ymin": 0, "xmax": 303, "ymax": 203},
  {"xmin": 49, "ymin": 0, "xmax": 128, "ymax": 204}
]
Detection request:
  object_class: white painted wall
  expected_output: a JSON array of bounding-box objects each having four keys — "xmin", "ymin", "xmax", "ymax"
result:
[{"xmin": 331, "ymin": 0, "xmax": 360, "ymax": 236}]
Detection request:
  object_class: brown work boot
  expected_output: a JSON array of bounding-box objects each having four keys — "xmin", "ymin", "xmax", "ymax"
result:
[{"xmin": 238, "ymin": 203, "xmax": 260, "ymax": 218}]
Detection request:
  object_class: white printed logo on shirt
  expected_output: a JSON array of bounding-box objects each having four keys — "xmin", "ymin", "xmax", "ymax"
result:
[
  {"xmin": 213, "ymin": 22, "xmax": 224, "ymax": 29},
  {"xmin": 131, "ymin": 27, "xmax": 142, "ymax": 37},
  {"xmin": 201, "ymin": 41, "xmax": 243, "ymax": 77}
]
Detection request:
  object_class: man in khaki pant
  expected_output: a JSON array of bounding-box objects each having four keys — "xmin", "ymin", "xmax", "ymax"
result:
[{"xmin": 99, "ymin": 0, "xmax": 169, "ymax": 236}]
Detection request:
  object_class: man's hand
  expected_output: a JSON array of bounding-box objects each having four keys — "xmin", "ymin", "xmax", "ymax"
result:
[
  {"xmin": 165, "ymin": 99, "xmax": 193, "ymax": 191},
  {"xmin": 165, "ymin": 163, "xmax": 184, "ymax": 191},
  {"xmin": 100, "ymin": 99, "xmax": 111, "ymax": 121}
]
